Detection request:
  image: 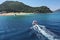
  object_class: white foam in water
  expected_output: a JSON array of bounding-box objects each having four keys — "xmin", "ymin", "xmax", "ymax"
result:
[{"xmin": 31, "ymin": 24, "xmax": 60, "ymax": 40}]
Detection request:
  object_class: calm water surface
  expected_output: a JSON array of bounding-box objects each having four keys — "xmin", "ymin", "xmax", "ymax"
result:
[{"xmin": 0, "ymin": 12, "xmax": 60, "ymax": 40}]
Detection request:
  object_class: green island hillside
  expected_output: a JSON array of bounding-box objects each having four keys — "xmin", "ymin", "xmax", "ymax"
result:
[{"xmin": 0, "ymin": 1, "xmax": 52, "ymax": 13}]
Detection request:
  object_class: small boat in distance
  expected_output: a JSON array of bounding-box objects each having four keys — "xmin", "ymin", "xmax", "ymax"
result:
[{"xmin": 14, "ymin": 14, "xmax": 16, "ymax": 16}]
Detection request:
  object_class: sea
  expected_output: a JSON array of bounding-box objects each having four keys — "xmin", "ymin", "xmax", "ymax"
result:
[{"xmin": 0, "ymin": 12, "xmax": 60, "ymax": 40}]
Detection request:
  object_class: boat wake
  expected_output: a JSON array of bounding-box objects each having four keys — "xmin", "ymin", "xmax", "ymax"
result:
[{"xmin": 31, "ymin": 24, "xmax": 60, "ymax": 40}]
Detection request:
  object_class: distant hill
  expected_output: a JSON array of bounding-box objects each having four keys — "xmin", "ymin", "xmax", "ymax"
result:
[
  {"xmin": 0, "ymin": 1, "xmax": 52, "ymax": 13},
  {"xmin": 54, "ymin": 9, "xmax": 60, "ymax": 12}
]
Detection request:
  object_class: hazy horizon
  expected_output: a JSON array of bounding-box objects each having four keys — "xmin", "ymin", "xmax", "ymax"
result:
[{"xmin": 0, "ymin": 0, "xmax": 60, "ymax": 11}]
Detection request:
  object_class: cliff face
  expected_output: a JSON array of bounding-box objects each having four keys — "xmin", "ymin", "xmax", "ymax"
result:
[{"xmin": 0, "ymin": 1, "xmax": 52, "ymax": 13}]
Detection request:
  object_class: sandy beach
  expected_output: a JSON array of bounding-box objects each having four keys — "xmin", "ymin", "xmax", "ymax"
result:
[{"xmin": 0, "ymin": 13, "xmax": 33, "ymax": 16}]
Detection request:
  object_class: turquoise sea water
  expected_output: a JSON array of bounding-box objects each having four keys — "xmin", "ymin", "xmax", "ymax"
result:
[{"xmin": 0, "ymin": 12, "xmax": 60, "ymax": 40}]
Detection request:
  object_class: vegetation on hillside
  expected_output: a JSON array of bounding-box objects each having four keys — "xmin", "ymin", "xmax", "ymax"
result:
[{"xmin": 0, "ymin": 1, "xmax": 52, "ymax": 13}]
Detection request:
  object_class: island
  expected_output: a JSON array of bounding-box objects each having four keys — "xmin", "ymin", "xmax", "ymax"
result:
[{"xmin": 0, "ymin": 1, "xmax": 52, "ymax": 16}]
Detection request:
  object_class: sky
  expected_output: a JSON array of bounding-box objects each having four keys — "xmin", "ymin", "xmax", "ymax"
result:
[{"xmin": 0, "ymin": 0, "xmax": 60, "ymax": 11}]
